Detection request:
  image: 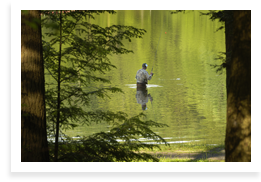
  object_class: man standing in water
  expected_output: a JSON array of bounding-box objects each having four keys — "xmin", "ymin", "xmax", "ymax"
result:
[
  {"xmin": 135, "ymin": 63, "xmax": 154, "ymax": 110},
  {"xmin": 135, "ymin": 63, "xmax": 153, "ymax": 88}
]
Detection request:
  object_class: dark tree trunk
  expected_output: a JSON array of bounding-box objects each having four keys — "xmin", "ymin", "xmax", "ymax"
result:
[
  {"xmin": 21, "ymin": 10, "xmax": 49, "ymax": 162},
  {"xmin": 225, "ymin": 10, "xmax": 251, "ymax": 162}
]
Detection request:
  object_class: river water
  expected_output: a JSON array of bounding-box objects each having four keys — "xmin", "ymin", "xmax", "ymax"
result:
[{"xmin": 52, "ymin": 10, "xmax": 226, "ymax": 146}]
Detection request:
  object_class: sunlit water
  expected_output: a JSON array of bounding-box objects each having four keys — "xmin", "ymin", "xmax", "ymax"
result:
[{"xmin": 47, "ymin": 10, "xmax": 226, "ymax": 146}]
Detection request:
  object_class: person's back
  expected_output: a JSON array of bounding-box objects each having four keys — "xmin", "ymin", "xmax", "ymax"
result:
[{"xmin": 135, "ymin": 63, "xmax": 153, "ymax": 87}]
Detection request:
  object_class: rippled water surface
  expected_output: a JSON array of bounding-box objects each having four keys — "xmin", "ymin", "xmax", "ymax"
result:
[{"xmin": 59, "ymin": 10, "xmax": 226, "ymax": 146}]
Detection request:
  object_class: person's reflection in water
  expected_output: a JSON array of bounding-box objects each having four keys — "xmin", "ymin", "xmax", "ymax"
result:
[{"xmin": 136, "ymin": 86, "xmax": 153, "ymax": 111}]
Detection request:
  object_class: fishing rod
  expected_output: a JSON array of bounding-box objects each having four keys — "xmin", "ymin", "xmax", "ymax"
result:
[{"xmin": 151, "ymin": 27, "xmax": 163, "ymax": 74}]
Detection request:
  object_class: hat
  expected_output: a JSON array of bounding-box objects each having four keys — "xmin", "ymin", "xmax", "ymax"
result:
[{"xmin": 142, "ymin": 63, "xmax": 148, "ymax": 68}]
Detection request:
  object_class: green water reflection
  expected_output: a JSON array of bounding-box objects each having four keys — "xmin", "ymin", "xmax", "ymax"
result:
[{"xmin": 45, "ymin": 10, "xmax": 226, "ymax": 146}]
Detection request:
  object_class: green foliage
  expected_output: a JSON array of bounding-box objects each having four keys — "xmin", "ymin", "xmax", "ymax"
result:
[
  {"xmin": 199, "ymin": 10, "xmax": 226, "ymax": 32},
  {"xmin": 42, "ymin": 10, "xmax": 167, "ymax": 162},
  {"xmin": 49, "ymin": 113, "xmax": 169, "ymax": 162},
  {"xmin": 170, "ymin": 10, "xmax": 185, "ymax": 14},
  {"xmin": 200, "ymin": 11, "xmax": 225, "ymax": 21},
  {"xmin": 210, "ymin": 52, "xmax": 227, "ymax": 74}
]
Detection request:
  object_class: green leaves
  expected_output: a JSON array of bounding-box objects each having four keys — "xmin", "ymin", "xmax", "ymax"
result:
[
  {"xmin": 199, "ymin": 10, "xmax": 228, "ymax": 32},
  {"xmin": 52, "ymin": 113, "xmax": 169, "ymax": 162},
  {"xmin": 170, "ymin": 10, "xmax": 185, "ymax": 14},
  {"xmin": 210, "ymin": 52, "xmax": 227, "ymax": 73}
]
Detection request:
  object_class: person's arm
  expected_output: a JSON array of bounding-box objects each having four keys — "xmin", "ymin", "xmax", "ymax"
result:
[{"xmin": 146, "ymin": 71, "xmax": 152, "ymax": 80}]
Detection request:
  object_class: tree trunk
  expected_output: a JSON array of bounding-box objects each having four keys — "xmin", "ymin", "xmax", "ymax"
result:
[
  {"xmin": 225, "ymin": 10, "xmax": 251, "ymax": 162},
  {"xmin": 21, "ymin": 10, "xmax": 49, "ymax": 162}
]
